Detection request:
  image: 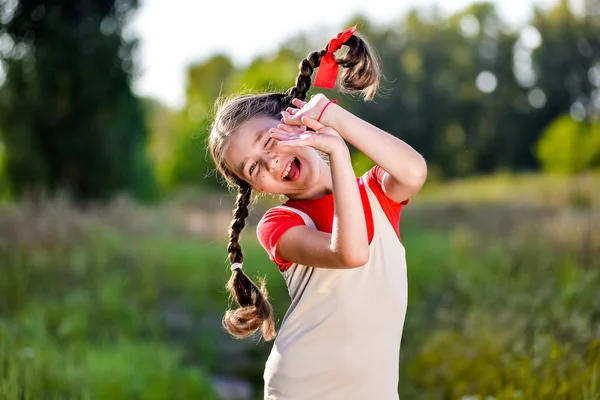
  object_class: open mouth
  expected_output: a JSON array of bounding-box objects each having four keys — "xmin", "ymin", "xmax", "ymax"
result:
[{"xmin": 282, "ymin": 157, "xmax": 301, "ymax": 181}]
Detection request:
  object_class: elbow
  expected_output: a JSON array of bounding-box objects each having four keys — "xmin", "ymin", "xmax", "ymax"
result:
[
  {"xmin": 340, "ymin": 249, "xmax": 370, "ymax": 269},
  {"xmin": 407, "ymin": 157, "xmax": 428, "ymax": 189}
]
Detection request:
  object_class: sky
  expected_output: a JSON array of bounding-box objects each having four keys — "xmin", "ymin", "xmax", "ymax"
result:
[{"xmin": 127, "ymin": 0, "xmax": 572, "ymax": 109}]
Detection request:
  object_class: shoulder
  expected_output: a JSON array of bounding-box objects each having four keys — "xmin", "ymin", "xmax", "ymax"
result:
[
  {"xmin": 256, "ymin": 206, "xmax": 308, "ymax": 271},
  {"xmin": 257, "ymin": 207, "xmax": 306, "ymax": 241},
  {"xmin": 362, "ymin": 165, "xmax": 409, "ymax": 207},
  {"xmin": 361, "ymin": 165, "xmax": 408, "ymax": 241}
]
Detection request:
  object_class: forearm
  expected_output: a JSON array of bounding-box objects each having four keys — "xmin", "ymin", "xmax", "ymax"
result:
[
  {"xmin": 328, "ymin": 148, "xmax": 369, "ymax": 267},
  {"xmin": 323, "ymin": 104, "xmax": 427, "ymax": 186}
]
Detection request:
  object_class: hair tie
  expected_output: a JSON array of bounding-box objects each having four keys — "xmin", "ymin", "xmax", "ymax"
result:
[
  {"xmin": 314, "ymin": 25, "xmax": 357, "ymax": 89},
  {"xmin": 231, "ymin": 262, "xmax": 243, "ymax": 272}
]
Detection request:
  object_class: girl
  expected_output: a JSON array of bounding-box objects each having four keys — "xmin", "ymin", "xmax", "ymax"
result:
[{"xmin": 208, "ymin": 26, "xmax": 427, "ymax": 400}]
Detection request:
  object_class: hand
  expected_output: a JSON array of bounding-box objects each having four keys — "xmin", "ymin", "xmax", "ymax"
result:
[
  {"xmin": 269, "ymin": 116, "xmax": 346, "ymax": 156},
  {"xmin": 280, "ymin": 94, "xmax": 332, "ymax": 127}
]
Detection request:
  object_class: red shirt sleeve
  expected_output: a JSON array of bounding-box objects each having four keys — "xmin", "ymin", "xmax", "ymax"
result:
[
  {"xmin": 256, "ymin": 208, "xmax": 305, "ymax": 271},
  {"xmin": 363, "ymin": 165, "xmax": 408, "ymax": 241}
]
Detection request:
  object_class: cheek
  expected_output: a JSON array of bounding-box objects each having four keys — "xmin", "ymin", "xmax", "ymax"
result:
[{"xmin": 253, "ymin": 173, "xmax": 268, "ymax": 191}]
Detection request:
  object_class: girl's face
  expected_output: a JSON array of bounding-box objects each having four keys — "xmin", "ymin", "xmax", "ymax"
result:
[{"xmin": 225, "ymin": 116, "xmax": 326, "ymax": 198}]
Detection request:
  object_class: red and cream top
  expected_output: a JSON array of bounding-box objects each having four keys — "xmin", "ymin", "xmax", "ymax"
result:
[
  {"xmin": 257, "ymin": 165, "xmax": 408, "ymax": 271},
  {"xmin": 257, "ymin": 166, "xmax": 410, "ymax": 400}
]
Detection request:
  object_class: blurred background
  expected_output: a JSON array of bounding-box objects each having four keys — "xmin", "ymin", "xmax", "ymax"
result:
[{"xmin": 0, "ymin": 0, "xmax": 599, "ymax": 398}]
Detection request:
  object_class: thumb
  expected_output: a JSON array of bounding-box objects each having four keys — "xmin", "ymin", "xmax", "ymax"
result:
[{"xmin": 301, "ymin": 116, "xmax": 326, "ymax": 132}]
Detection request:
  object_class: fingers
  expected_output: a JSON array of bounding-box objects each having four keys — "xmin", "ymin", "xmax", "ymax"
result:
[
  {"xmin": 269, "ymin": 129, "xmax": 314, "ymax": 147},
  {"xmin": 269, "ymin": 128, "xmax": 306, "ymax": 142},
  {"xmin": 281, "ymin": 110, "xmax": 303, "ymax": 126},
  {"xmin": 301, "ymin": 116, "xmax": 326, "ymax": 132},
  {"xmin": 271, "ymin": 132, "xmax": 314, "ymax": 147},
  {"xmin": 277, "ymin": 115, "xmax": 326, "ymax": 135},
  {"xmin": 291, "ymin": 98, "xmax": 306, "ymax": 108},
  {"xmin": 276, "ymin": 136, "xmax": 313, "ymax": 147},
  {"xmin": 276, "ymin": 123, "xmax": 298, "ymax": 133},
  {"xmin": 269, "ymin": 129, "xmax": 294, "ymax": 140},
  {"xmin": 277, "ymin": 123, "xmax": 306, "ymax": 134},
  {"xmin": 285, "ymin": 107, "xmax": 300, "ymax": 116}
]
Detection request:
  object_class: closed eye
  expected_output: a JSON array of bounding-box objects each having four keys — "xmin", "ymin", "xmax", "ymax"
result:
[
  {"xmin": 249, "ymin": 161, "xmax": 258, "ymax": 175},
  {"xmin": 249, "ymin": 134, "xmax": 271, "ymax": 176}
]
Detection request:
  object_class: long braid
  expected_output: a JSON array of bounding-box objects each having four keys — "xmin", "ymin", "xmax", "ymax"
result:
[
  {"xmin": 226, "ymin": 184, "xmax": 252, "ymax": 266},
  {"xmin": 284, "ymin": 50, "xmax": 327, "ymax": 103},
  {"xmin": 223, "ymin": 183, "xmax": 276, "ymax": 341}
]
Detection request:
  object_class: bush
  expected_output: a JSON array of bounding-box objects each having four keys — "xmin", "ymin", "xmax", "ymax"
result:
[
  {"xmin": 0, "ymin": 324, "xmax": 218, "ymax": 400},
  {"xmin": 400, "ymin": 211, "xmax": 600, "ymax": 399},
  {"xmin": 2, "ymin": 186, "xmax": 599, "ymax": 399},
  {"xmin": 537, "ymin": 115, "xmax": 600, "ymax": 174}
]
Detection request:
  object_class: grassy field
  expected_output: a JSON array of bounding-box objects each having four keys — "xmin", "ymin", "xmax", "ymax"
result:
[
  {"xmin": 1, "ymin": 173, "xmax": 599, "ymax": 399},
  {"xmin": 416, "ymin": 171, "xmax": 600, "ymax": 207}
]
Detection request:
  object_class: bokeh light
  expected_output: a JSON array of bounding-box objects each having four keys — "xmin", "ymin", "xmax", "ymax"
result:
[{"xmin": 476, "ymin": 71, "xmax": 498, "ymax": 93}]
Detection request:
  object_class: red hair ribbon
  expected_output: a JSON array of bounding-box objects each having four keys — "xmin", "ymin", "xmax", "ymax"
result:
[{"xmin": 314, "ymin": 25, "xmax": 358, "ymax": 89}]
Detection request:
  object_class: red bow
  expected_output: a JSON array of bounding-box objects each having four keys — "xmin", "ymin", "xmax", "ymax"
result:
[{"xmin": 314, "ymin": 25, "xmax": 357, "ymax": 89}]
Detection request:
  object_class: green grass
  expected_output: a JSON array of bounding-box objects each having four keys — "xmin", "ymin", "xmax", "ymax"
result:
[
  {"xmin": 416, "ymin": 171, "xmax": 600, "ymax": 207},
  {"xmin": 1, "ymin": 172, "xmax": 599, "ymax": 399}
]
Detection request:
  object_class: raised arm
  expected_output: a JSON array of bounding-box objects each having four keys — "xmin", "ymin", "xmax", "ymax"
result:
[
  {"xmin": 268, "ymin": 117, "xmax": 369, "ymax": 269},
  {"xmin": 283, "ymin": 95, "xmax": 427, "ymax": 203}
]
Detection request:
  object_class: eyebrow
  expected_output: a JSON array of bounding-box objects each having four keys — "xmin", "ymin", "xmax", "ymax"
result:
[{"xmin": 237, "ymin": 129, "xmax": 268, "ymax": 176}]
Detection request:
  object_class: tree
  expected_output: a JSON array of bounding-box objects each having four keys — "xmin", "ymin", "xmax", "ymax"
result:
[
  {"xmin": 160, "ymin": 54, "xmax": 237, "ymax": 190},
  {"xmin": 149, "ymin": 0, "xmax": 600, "ymax": 193},
  {"xmin": 530, "ymin": 0, "xmax": 600, "ymax": 147},
  {"xmin": 0, "ymin": 0, "xmax": 156, "ymax": 201}
]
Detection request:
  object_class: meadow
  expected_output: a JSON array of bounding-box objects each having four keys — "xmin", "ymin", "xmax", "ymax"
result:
[{"xmin": 1, "ymin": 172, "xmax": 599, "ymax": 400}]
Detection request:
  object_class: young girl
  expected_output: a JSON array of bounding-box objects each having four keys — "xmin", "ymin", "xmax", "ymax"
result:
[{"xmin": 208, "ymin": 26, "xmax": 427, "ymax": 400}]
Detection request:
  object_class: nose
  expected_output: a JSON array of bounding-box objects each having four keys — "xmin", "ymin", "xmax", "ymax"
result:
[{"xmin": 263, "ymin": 151, "xmax": 279, "ymax": 172}]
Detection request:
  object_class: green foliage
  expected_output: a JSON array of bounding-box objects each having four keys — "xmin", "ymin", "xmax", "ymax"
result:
[
  {"xmin": 410, "ymin": 326, "xmax": 600, "ymax": 399},
  {"xmin": 351, "ymin": 150, "xmax": 375, "ymax": 176},
  {"xmin": 143, "ymin": 97, "xmax": 178, "ymax": 190},
  {"xmin": 185, "ymin": 54, "xmax": 236, "ymax": 117},
  {"xmin": 0, "ymin": 197, "xmax": 285, "ymax": 397},
  {"xmin": 398, "ymin": 203, "xmax": 600, "ymax": 398},
  {"xmin": 537, "ymin": 115, "xmax": 600, "ymax": 173},
  {"xmin": 152, "ymin": 0, "xmax": 599, "ymax": 195},
  {"xmin": 0, "ymin": 326, "xmax": 218, "ymax": 400},
  {"xmin": 2, "ymin": 176, "xmax": 600, "ymax": 398},
  {"xmin": 0, "ymin": 138, "xmax": 9, "ymax": 200},
  {"xmin": 0, "ymin": 1, "xmax": 157, "ymax": 201},
  {"xmin": 0, "ymin": 0, "xmax": 597, "ymax": 199},
  {"xmin": 416, "ymin": 171, "xmax": 600, "ymax": 207},
  {"xmin": 228, "ymin": 50, "xmax": 299, "ymax": 93},
  {"xmin": 155, "ymin": 55, "xmax": 234, "ymax": 190},
  {"xmin": 161, "ymin": 118, "xmax": 219, "ymax": 189}
]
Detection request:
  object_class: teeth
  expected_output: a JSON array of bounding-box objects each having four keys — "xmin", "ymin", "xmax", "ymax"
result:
[{"xmin": 283, "ymin": 157, "xmax": 295, "ymax": 180}]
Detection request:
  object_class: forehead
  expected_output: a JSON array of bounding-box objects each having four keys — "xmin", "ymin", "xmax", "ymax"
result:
[{"xmin": 234, "ymin": 116, "xmax": 277, "ymax": 139}]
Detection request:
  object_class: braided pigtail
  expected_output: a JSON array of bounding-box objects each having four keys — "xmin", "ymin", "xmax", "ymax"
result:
[
  {"xmin": 223, "ymin": 183, "xmax": 276, "ymax": 341},
  {"xmin": 283, "ymin": 29, "xmax": 381, "ymax": 104},
  {"xmin": 335, "ymin": 33, "xmax": 380, "ymax": 101},
  {"xmin": 283, "ymin": 50, "xmax": 327, "ymax": 103}
]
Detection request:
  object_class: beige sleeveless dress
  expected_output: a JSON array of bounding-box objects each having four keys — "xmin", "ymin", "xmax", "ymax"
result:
[{"xmin": 263, "ymin": 179, "xmax": 408, "ymax": 400}]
